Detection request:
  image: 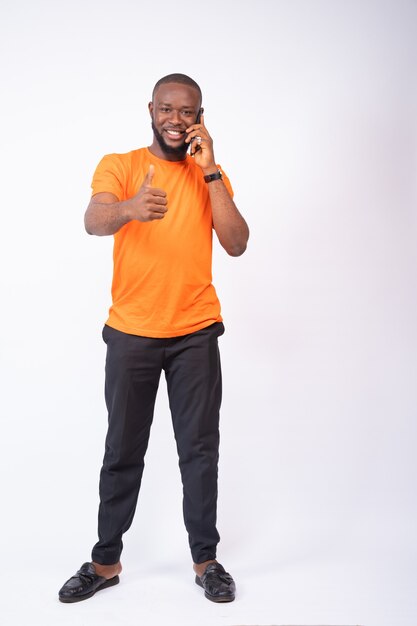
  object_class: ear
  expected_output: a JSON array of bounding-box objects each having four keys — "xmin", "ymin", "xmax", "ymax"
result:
[
  {"xmin": 148, "ymin": 102, "xmax": 154, "ymax": 118},
  {"xmin": 200, "ymin": 107, "xmax": 204, "ymax": 116}
]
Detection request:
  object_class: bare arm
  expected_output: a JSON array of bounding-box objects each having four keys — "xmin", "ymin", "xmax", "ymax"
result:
[
  {"xmin": 185, "ymin": 114, "xmax": 249, "ymax": 256},
  {"xmin": 84, "ymin": 165, "xmax": 168, "ymax": 236},
  {"xmin": 205, "ymin": 176, "xmax": 249, "ymax": 257}
]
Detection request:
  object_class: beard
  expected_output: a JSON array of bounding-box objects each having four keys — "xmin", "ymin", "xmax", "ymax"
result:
[{"xmin": 151, "ymin": 121, "xmax": 188, "ymax": 158}]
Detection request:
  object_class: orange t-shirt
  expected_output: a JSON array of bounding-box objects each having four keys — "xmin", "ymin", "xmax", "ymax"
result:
[{"xmin": 91, "ymin": 148, "xmax": 233, "ymax": 338}]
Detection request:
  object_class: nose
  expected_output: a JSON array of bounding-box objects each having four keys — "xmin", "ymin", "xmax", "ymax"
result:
[{"xmin": 169, "ymin": 109, "xmax": 182, "ymax": 124}]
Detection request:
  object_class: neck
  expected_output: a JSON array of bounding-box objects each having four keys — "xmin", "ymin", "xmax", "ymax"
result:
[{"xmin": 148, "ymin": 139, "xmax": 188, "ymax": 162}]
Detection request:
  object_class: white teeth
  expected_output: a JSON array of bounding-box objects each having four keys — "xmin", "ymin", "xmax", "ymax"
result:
[{"xmin": 166, "ymin": 130, "xmax": 182, "ymax": 136}]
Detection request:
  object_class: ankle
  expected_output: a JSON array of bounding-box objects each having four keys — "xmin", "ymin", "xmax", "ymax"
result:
[
  {"xmin": 92, "ymin": 561, "xmax": 122, "ymax": 579},
  {"xmin": 193, "ymin": 559, "xmax": 216, "ymax": 578}
]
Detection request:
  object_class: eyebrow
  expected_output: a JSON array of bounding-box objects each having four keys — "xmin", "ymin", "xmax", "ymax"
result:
[{"xmin": 158, "ymin": 102, "xmax": 194, "ymax": 108}]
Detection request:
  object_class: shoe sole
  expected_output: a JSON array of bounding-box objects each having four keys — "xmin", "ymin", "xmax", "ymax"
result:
[
  {"xmin": 59, "ymin": 575, "xmax": 120, "ymax": 603},
  {"xmin": 195, "ymin": 575, "xmax": 235, "ymax": 603}
]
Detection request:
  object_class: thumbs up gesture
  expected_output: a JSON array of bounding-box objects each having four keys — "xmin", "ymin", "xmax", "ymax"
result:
[
  {"xmin": 143, "ymin": 164, "xmax": 154, "ymax": 186},
  {"xmin": 130, "ymin": 165, "xmax": 168, "ymax": 222}
]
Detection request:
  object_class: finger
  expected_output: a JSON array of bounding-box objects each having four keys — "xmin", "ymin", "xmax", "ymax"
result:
[
  {"xmin": 186, "ymin": 132, "xmax": 204, "ymax": 150},
  {"xmin": 185, "ymin": 123, "xmax": 203, "ymax": 136},
  {"xmin": 148, "ymin": 188, "xmax": 167, "ymax": 198},
  {"xmin": 149, "ymin": 195, "xmax": 168, "ymax": 205},
  {"xmin": 149, "ymin": 206, "xmax": 168, "ymax": 217},
  {"xmin": 143, "ymin": 164, "xmax": 155, "ymax": 187},
  {"xmin": 186, "ymin": 113, "xmax": 205, "ymax": 133},
  {"xmin": 146, "ymin": 190, "xmax": 167, "ymax": 206},
  {"xmin": 184, "ymin": 131, "xmax": 193, "ymax": 144},
  {"xmin": 190, "ymin": 140, "xmax": 202, "ymax": 157}
]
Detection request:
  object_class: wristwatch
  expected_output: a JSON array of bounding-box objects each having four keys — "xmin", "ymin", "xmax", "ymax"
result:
[{"xmin": 204, "ymin": 170, "xmax": 223, "ymax": 183}]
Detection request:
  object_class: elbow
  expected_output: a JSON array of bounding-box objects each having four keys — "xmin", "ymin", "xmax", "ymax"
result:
[
  {"xmin": 84, "ymin": 214, "xmax": 92, "ymax": 235},
  {"xmin": 226, "ymin": 242, "xmax": 247, "ymax": 257},
  {"xmin": 84, "ymin": 214, "xmax": 96, "ymax": 236},
  {"xmin": 216, "ymin": 225, "xmax": 249, "ymax": 256},
  {"xmin": 225, "ymin": 230, "xmax": 249, "ymax": 256}
]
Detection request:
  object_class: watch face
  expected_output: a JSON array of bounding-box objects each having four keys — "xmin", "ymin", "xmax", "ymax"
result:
[{"xmin": 205, "ymin": 170, "xmax": 222, "ymax": 182}]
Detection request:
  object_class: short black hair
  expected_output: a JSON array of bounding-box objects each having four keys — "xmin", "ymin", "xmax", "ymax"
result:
[{"xmin": 152, "ymin": 73, "xmax": 202, "ymax": 103}]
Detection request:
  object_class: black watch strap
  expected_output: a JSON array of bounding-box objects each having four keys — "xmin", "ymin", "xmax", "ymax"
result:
[{"xmin": 204, "ymin": 170, "xmax": 223, "ymax": 183}]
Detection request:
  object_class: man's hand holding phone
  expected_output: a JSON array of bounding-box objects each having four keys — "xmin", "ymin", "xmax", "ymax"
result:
[{"xmin": 185, "ymin": 114, "xmax": 217, "ymax": 174}]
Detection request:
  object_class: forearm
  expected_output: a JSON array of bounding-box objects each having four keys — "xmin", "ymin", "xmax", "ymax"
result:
[
  {"xmin": 185, "ymin": 115, "xmax": 249, "ymax": 256},
  {"xmin": 85, "ymin": 174, "xmax": 168, "ymax": 236},
  {"xmin": 84, "ymin": 199, "xmax": 134, "ymax": 236},
  {"xmin": 207, "ymin": 179, "xmax": 249, "ymax": 256}
]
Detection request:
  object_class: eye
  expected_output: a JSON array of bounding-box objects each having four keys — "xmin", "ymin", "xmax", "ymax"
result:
[
  {"xmin": 160, "ymin": 107, "xmax": 170, "ymax": 113},
  {"xmin": 182, "ymin": 110, "xmax": 194, "ymax": 117}
]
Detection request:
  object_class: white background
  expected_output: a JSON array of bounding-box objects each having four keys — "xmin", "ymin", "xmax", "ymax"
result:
[{"xmin": 1, "ymin": 1, "xmax": 416, "ymax": 625}]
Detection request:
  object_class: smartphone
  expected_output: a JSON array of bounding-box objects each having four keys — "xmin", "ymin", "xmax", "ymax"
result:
[{"xmin": 190, "ymin": 108, "xmax": 203, "ymax": 155}]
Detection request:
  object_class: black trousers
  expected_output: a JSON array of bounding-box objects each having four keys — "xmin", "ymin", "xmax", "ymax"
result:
[{"xmin": 91, "ymin": 321, "xmax": 225, "ymax": 565}]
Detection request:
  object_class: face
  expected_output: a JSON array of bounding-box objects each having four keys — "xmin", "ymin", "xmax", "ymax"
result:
[{"xmin": 149, "ymin": 82, "xmax": 202, "ymax": 159}]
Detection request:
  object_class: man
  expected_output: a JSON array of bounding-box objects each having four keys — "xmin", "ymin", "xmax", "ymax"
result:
[{"xmin": 59, "ymin": 73, "xmax": 249, "ymax": 604}]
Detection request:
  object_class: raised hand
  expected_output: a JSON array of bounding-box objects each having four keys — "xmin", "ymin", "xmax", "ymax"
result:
[
  {"xmin": 185, "ymin": 114, "xmax": 217, "ymax": 172},
  {"xmin": 130, "ymin": 164, "xmax": 168, "ymax": 221}
]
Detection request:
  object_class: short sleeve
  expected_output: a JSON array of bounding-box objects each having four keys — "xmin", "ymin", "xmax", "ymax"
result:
[{"xmin": 91, "ymin": 154, "xmax": 125, "ymax": 200}]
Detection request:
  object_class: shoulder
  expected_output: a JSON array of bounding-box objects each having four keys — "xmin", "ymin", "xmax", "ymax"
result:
[
  {"xmin": 100, "ymin": 147, "xmax": 147, "ymax": 165},
  {"xmin": 95, "ymin": 148, "xmax": 147, "ymax": 174}
]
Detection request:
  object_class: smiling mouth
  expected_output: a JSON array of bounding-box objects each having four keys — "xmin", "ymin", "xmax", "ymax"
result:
[{"xmin": 164, "ymin": 129, "xmax": 185, "ymax": 138}]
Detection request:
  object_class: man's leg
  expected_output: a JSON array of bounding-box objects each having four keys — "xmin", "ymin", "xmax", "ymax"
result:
[
  {"xmin": 164, "ymin": 322, "xmax": 235, "ymax": 602},
  {"xmin": 59, "ymin": 326, "xmax": 164, "ymax": 602},
  {"xmin": 164, "ymin": 322, "xmax": 224, "ymax": 565},
  {"xmin": 91, "ymin": 325, "xmax": 163, "ymax": 566}
]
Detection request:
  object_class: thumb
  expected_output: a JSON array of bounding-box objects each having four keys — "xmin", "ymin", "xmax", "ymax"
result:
[{"xmin": 143, "ymin": 164, "xmax": 154, "ymax": 187}]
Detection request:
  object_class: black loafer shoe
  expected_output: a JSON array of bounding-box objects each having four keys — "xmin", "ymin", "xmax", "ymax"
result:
[
  {"xmin": 195, "ymin": 562, "xmax": 236, "ymax": 602},
  {"xmin": 58, "ymin": 562, "xmax": 119, "ymax": 603}
]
